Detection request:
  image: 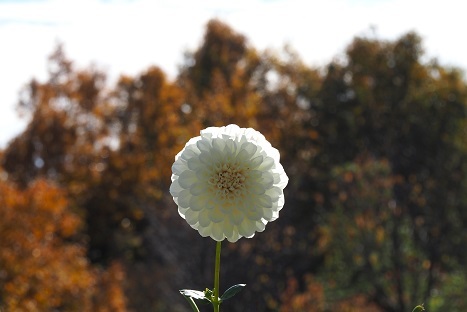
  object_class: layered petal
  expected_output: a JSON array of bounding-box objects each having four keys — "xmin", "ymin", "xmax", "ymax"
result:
[{"xmin": 170, "ymin": 124, "xmax": 288, "ymax": 242}]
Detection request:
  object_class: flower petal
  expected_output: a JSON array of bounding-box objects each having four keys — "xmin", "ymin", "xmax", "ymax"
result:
[
  {"xmin": 257, "ymin": 194, "xmax": 272, "ymax": 208},
  {"xmin": 225, "ymin": 124, "xmax": 241, "ymax": 135},
  {"xmin": 277, "ymin": 195, "xmax": 285, "ymax": 210},
  {"xmin": 226, "ymin": 229, "xmax": 241, "ymax": 243},
  {"xmin": 248, "ymin": 182, "xmax": 266, "ymax": 195},
  {"xmin": 199, "ymin": 209, "xmax": 211, "ymax": 227},
  {"xmin": 266, "ymin": 186, "xmax": 282, "ymax": 203},
  {"xmin": 172, "ymin": 158, "xmax": 187, "ymax": 175},
  {"xmin": 178, "ymin": 206, "xmax": 187, "ymax": 218},
  {"xmin": 196, "ymin": 138, "xmax": 212, "ymax": 153},
  {"xmin": 212, "ymin": 137, "xmax": 226, "ymax": 153},
  {"xmin": 223, "ymin": 138, "xmax": 236, "ymax": 156},
  {"xmin": 178, "ymin": 170, "xmax": 197, "ymax": 189},
  {"xmin": 198, "ymin": 226, "xmax": 211, "ymax": 237},
  {"xmin": 190, "ymin": 194, "xmax": 207, "ymax": 211},
  {"xmin": 240, "ymin": 141, "xmax": 258, "ymax": 158},
  {"xmin": 256, "ymin": 220, "xmax": 267, "ymax": 232},
  {"xmin": 169, "ymin": 179, "xmax": 183, "ymax": 197},
  {"xmin": 248, "ymin": 170, "xmax": 263, "ymax": 180},
  {"xmin": 187, "ymin": 157, "xmax": 203, "ymax": 171},
  {"xmin": 211, "ymin": 223, "xmax": 225, "ymax": 241},
  {"xmin": 230, "ymin": 208, "xmax": 244, "ymax": 225},
  {"xmin": 238, "ymin": 219, "xmax": 256, "ymax": 237},
  {"xmin": 249, "ymin": 155, "xmax": 263, "ymax": 169},
  {"xmin": 235, "ymin": 149, "xmax": 250, "ymax": 163},
  {"xmin": 190, "ymin": 182, "xmax": 207, "ymax": 196},
  {"xmin": 228, "ymin": 233, "xmax": 240, "ymax": 242},
  {"xmin": 185, "ymin": 209, "xmax": 199, "ymax": 226},
  {"xmin": 180, "ymin": 147, "xmax": 199, "ymax": 161},
  {"xmin": 261, "ymin": 172, "xmax": 275, "ymax": 189},
  {"xmin": 177, "ymin": 189, "xmax": 192, "ymax": 208},
  {"xmin": 262, "ymin": 207, "xmax": 273, "ymax": 220},
  {"xmin": 258, "ymin": 156, "xmax": 275, "ymax": 171},
  {"xmin": 222, "ymin": 220, "xmax": 234, "ymax": 239},
  {"xmin": 170, "ymin": 124, "xmax": 288, "ymax": 242},
  {"xmin": 245, "ymin": 207, "xmax": 263, "ymax": 221},
  {"xmin": 209, "ymin": 207, "xmax": 224, "ymax": 223}
]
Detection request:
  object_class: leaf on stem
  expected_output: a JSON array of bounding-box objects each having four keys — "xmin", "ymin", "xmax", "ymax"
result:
[
  {"xmin": 412, "ymin": 304, "xmax": 425, "ymax": 312},
  {"xmin": 181, "ymin": 295, "xmax": 200, "ymax": 312},
  {"xmin": 180, "ymin": 289, "xmax": 211, "ymax": 305},
  {"xmin": 220, "ymin": 284, "xmax": 246, "ymax": 301}
]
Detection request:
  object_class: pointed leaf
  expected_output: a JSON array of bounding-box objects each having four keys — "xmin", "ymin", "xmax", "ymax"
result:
[
  {"xmin": 220, "ymin": 284, "xmax": 246, "ymax": 301},
  {"xmin": 181, "ymin": 295, "xmax": 200, "ymax": 312},
  {"xmin": 412, "ymin": 304, "xmax": 425, "ymax": 312},
  {"xmin": 180, "ymin": 289, "xmax": 206, "ymax": 300},
  {"xmin": 180, "ymin": 289, "xmax": 211, "ymax": 305},
  {"xmin": 204, "ymin": 288, "xmax": 214, "ymax": 300}
]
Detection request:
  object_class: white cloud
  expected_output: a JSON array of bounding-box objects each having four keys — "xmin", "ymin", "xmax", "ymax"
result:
[{"xmin": 0, "ymin": 0, "xmax": 466, "ymax": 147}]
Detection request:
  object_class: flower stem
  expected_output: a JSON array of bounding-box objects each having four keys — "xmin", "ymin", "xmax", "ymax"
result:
[{"xmin": 213, "ymin": 241, "xmax": 222, "ymax": 312}]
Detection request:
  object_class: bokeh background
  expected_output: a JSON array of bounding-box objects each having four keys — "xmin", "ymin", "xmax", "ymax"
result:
[{"xmin": 1, "ymin": 1, "xmax": 466, "ymax": 311}]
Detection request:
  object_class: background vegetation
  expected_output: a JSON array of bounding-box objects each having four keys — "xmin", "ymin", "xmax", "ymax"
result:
[{"xmin": 1, "ymin": 19, "xmax": 466, "ymax": 311}]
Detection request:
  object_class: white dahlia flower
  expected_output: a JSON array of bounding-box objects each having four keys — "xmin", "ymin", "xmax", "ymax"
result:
[{"xmin": 170, "ymin": 124, "xmax": 288, "ymax": 242}]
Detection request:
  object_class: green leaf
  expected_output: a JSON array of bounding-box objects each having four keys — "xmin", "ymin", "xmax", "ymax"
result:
[
  {"xmin": 220, "ymin": 284, "xmax": 246, "ymax": 301},
  {"xmin": 412, "ymin": 304, "xmax": 425, "ymax": 312},
  {"xmin": 179, "ymin": 289, "xmax": 211, "ymax": 305},
  {"xmin": 204, "ymin": 288, "xmax": 213, "ymax": 299},
  {"xmin": 181, "ymin": 295, "xmax": 200, "ymax": 312}
]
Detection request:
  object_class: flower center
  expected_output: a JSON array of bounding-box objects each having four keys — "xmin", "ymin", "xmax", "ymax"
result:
[{"xmin": 209, "ymin": 163, "xmax": 246, "ymax": 199}]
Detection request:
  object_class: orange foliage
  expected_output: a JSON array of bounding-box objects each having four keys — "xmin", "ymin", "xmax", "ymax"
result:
[
  {"xmin": 1, "ymin": 19, "xmax": 467, "ymax": 311},
  {"xmin": 280, "ymin": 276, "xmax": 325, "ymax": 312},
  {"xmin": 280, "ymin": 276, "xmax": 382, "ymax": 312},
  {"xmin": 92, "ymin": 262, "xmax": 128, "ymax": 312},
  {"xmin": 333, "ymin": 295, "xmax": 382, "ymax": 312},
  {"xmin": 0, "ymin": 177, "xmax": 127, "ymax": 311}
]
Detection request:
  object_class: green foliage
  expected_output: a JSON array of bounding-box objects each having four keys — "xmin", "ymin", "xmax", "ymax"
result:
[
  {"xmin": 220, "ymin": 284, "xmax": 247, "ymax": 301},
  {"xmin": 428, "ymin": 271, "xmax": 467, "ymax": 311},
  {"xmin": 180, "ymin": 284, "xmax": 246, "ymax": 311}
]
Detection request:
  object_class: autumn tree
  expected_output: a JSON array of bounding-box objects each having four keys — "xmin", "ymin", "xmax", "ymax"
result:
[
  {"xmin": 2, "ymin": 19, "xmax": 466, "ymax": 312},
  {"xmin": 0, "ymin": 175, "xmax": 127, "ymax": 311},
  {"xmin": 1, "ymin": 45, "xmax": 188, "ymax": 309},
  {"xmin": 3, "ymin": 45, "xmax": 108, "ymax": 187},
  {"xmin": 282, "ymin": 33, "xmax": 467, "ymax": 311},
  {"xmin": 178, "ymin": 19, "xmax": 262, "ymax": 129}
]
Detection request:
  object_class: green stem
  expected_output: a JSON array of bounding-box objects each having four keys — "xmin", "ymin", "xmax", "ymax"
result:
[
  {"xmin": 213, "ymin": 241, "xmax": 222, "ymax": 312},
  {"xmin": 183, "ymin": 296, "xmax": 200, "ymax": 312}
]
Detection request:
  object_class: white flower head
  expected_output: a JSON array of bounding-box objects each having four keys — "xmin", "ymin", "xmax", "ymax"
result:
[{"xmin": 170, "ymin": 124, "xmax": 288, "ymax": 242}]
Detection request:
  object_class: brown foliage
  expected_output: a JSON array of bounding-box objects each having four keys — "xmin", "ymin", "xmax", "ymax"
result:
[
  {"xmin": 0, "ymin": 178, "xmax": 92, "ymax": 310},
  {"xmin": 1, "ymin": 18, "xmax": 467, "ymax": 312},
  {"xmin": 280, "ymin": 276, "xmax": 382, "ymax": 312},
  {"xmin": 0, "ymin": 176, "xmax": 127, "ymax": 311}
]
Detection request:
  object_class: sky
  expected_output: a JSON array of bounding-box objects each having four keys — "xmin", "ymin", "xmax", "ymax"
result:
[{"xmin": 1, "ymin": 0, "xmax": 466, "ymax": 147}]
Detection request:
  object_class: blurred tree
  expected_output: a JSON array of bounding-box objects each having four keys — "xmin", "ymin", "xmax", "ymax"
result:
[
  {"xmin": 178, "ymin": 19, "xmax": 262, "ymax": 129},
  {"xmin": 322, "ymin": 157, "xmax": 424, "ymax": 311},
  {"xmin": 2, "ymin": 19, "xmax": 466, "ymax": 312},
  {"xmin": 304, "ymin": 33, "xmax": 467, "ymax": 311},
  {"xmin": 0, "ymin": 175, "xmax": 127, "ymax": 311},
  {"xmin": 3, "ymin": 44, "xmax": 107, "ymax": 187},
  {"xmin": 82, "ymin": 65, "xmax": 186, "ymax": 263},
  {"xmin": 1, "ymin": 45, "xmax": 188, "ymax": 309}
]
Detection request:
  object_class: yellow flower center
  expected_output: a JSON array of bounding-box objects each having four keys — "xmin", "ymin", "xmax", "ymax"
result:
[{"xmin": 209, "ymin": 163, "xmax": 246, "ymax": 199}]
